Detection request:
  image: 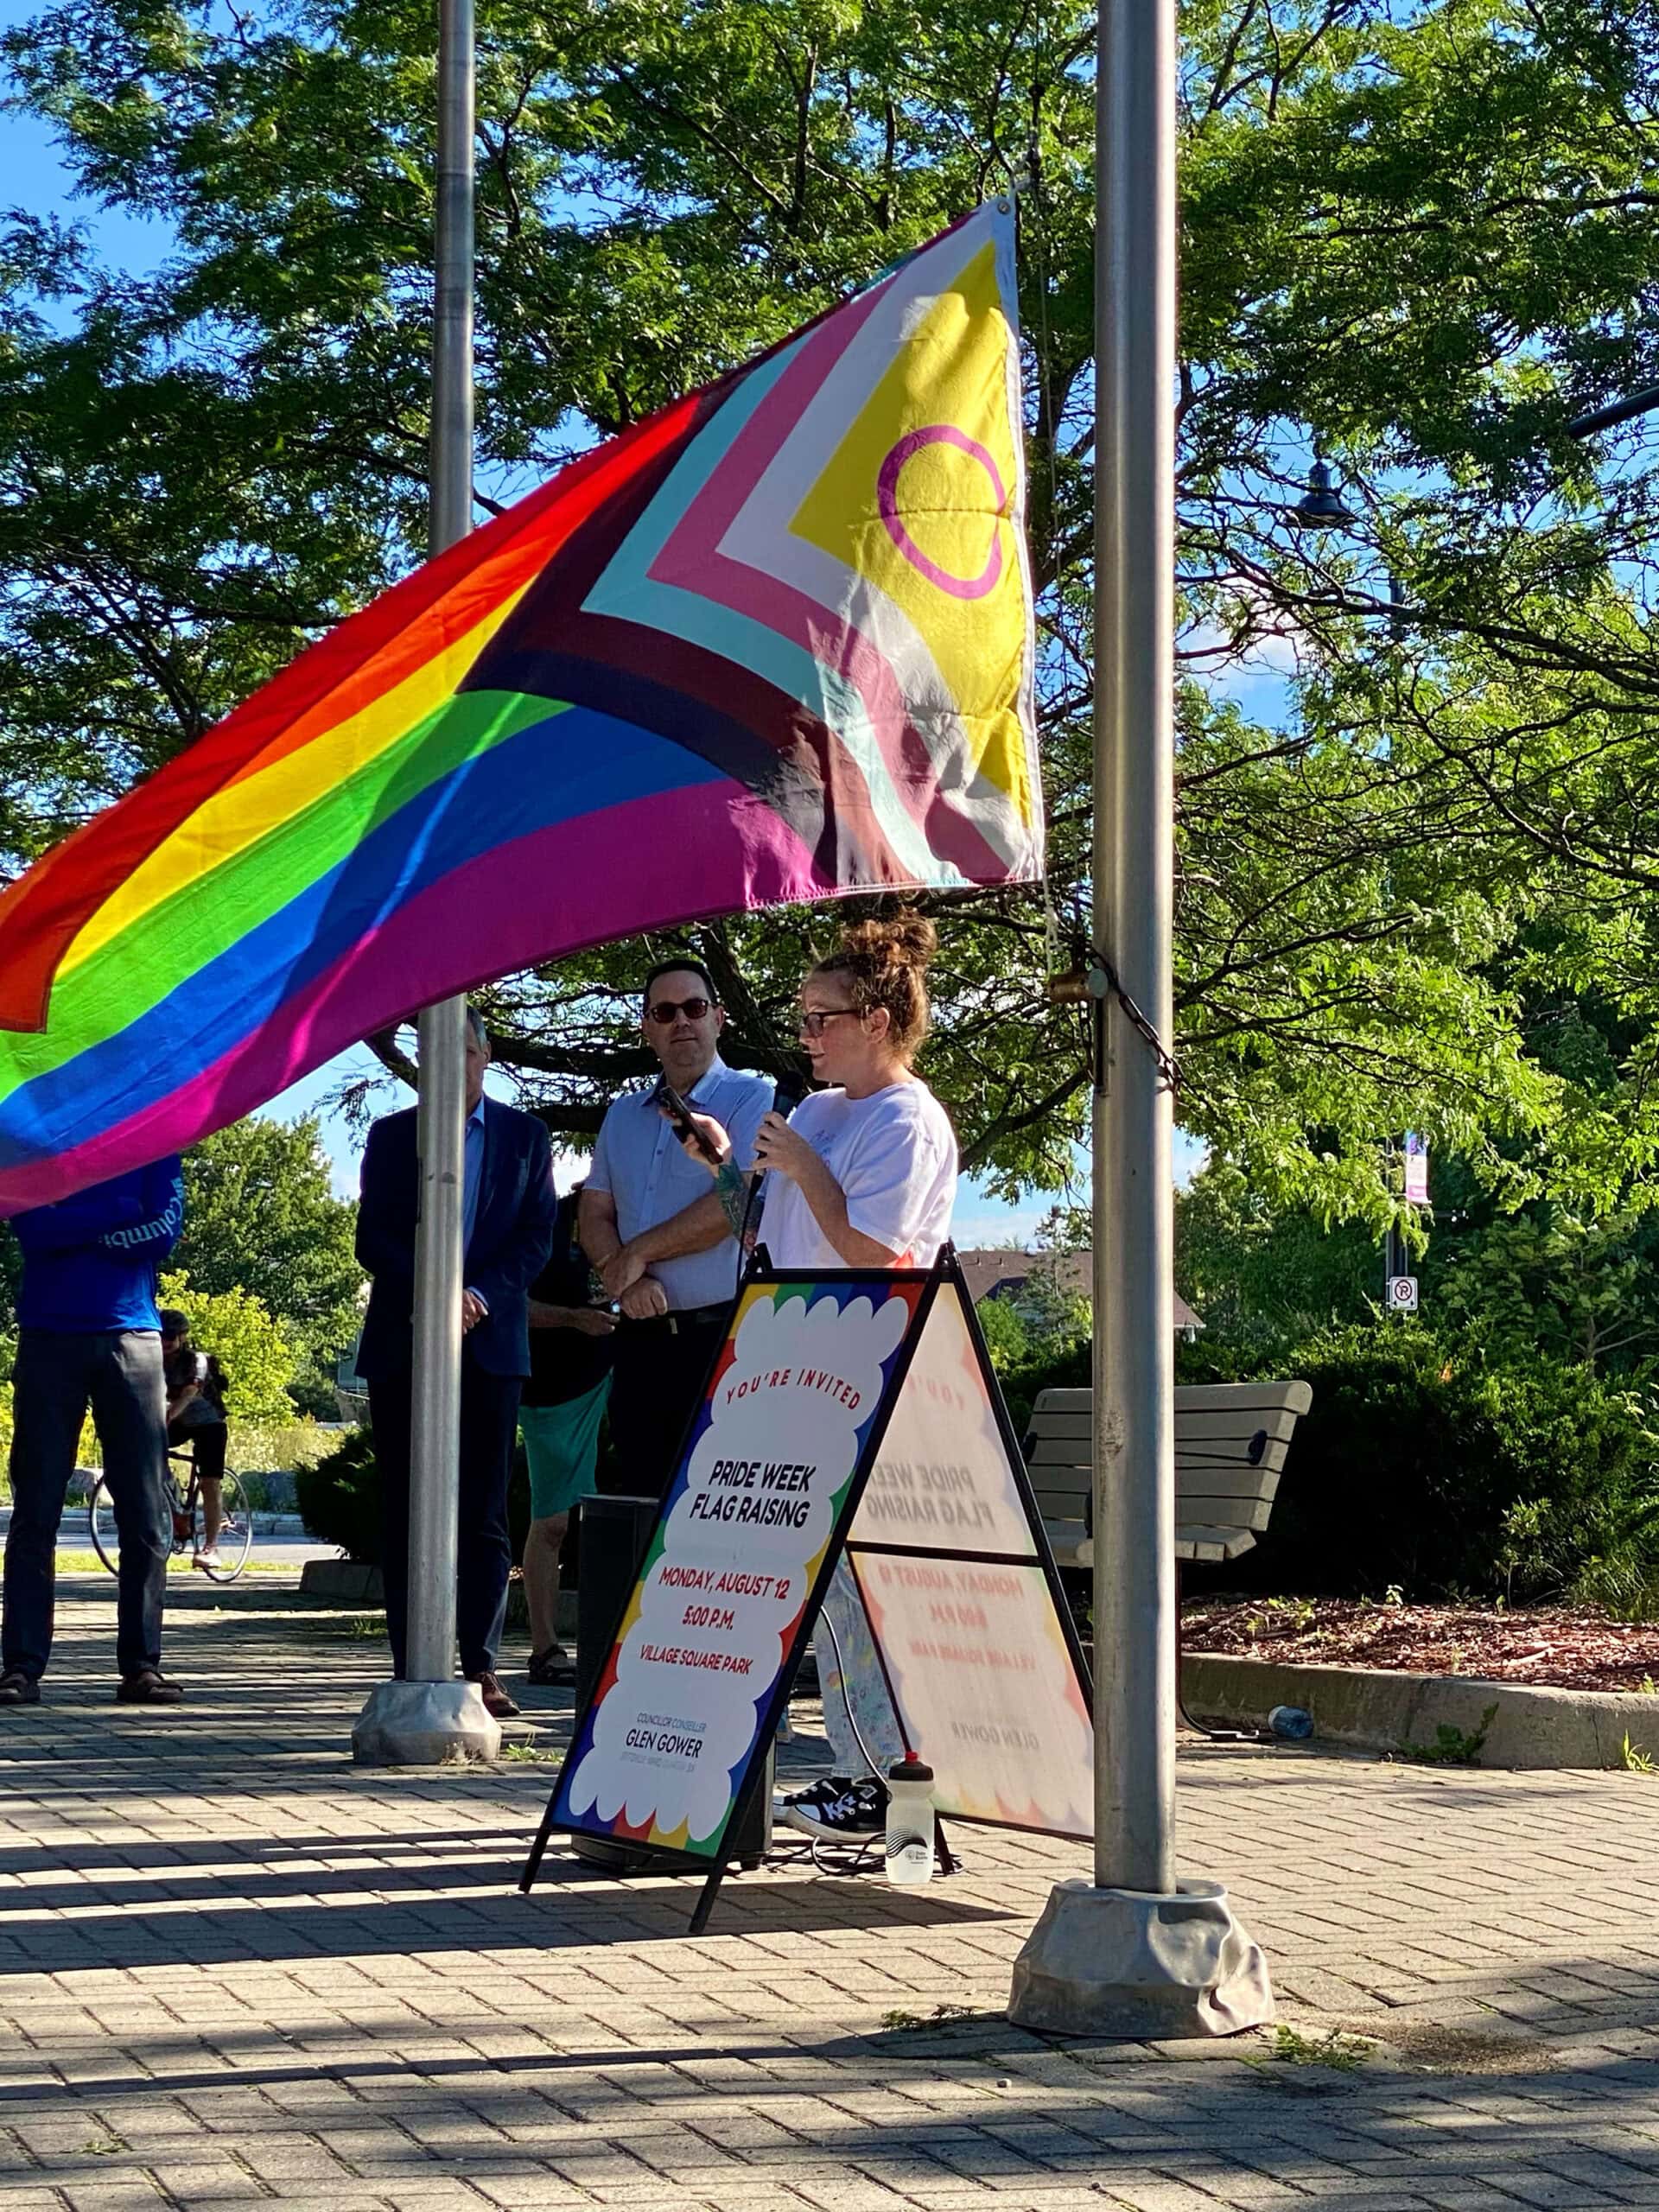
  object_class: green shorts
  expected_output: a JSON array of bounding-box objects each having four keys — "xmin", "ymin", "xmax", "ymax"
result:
[{"xmin": 520, "ymin": 1374, "xmax": 612, "ymax": 1519}]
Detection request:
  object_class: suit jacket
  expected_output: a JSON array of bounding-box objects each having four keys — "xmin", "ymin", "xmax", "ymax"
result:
[{"xmin": 354, "ymin": 1098, "xmax": 557, "ymax": 1379}]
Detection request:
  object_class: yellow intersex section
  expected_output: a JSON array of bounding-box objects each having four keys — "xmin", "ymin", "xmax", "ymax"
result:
[
  {"xmin": 787, "ymin": 240, "xmax": 1033, "ymax": 827},
  {"xmin": 59, "ymin": 583, "xmax": 532, "ymax": 977}
]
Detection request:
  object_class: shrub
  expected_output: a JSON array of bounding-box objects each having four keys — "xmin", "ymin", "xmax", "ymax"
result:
[
  {"xmin": 1189, "ymin": 1326, "xmax": 1659, "ymax": 1611},
  {"xmin": 295, "ymin": 1427, "xmax": 543, "ymax": 1570},
  {"xmin": 1014, "ymin": 1321, "xmax": 1659, "ymax": 1613},
  {"xmin": 296, "ymin": 1427, "xmax": 381, "ymax": 1561}
]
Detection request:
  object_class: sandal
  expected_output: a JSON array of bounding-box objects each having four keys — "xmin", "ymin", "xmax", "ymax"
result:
[
  {"xmin": 117, "ymin": 1669, "xmax": 183, "ymax": 1705},
  {"xmin": 526, "ymin": 1647, "xmax": 576, "ymax": 1687}
]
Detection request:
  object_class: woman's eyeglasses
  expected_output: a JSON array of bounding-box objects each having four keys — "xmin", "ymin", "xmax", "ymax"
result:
[
  {"xmin": 646, "ymin": 996, "xmax": 714, "ymax": 1025},
  {"xmin": 798, "ymin": 1008, "xmax": 859, "ymax": 1037}
]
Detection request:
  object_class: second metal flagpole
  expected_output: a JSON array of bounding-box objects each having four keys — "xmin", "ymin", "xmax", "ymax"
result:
[
  {"xmin": 353, "ymin": 0, "xmax": 498, "ymax": 1764},
  {"xmin": 1007, "ymin": 0, "xmax": 1270, "ymax": 2029},
  {"xmin": 406, "ymin": 0, "xmax": 474, "ymax": 1690}
]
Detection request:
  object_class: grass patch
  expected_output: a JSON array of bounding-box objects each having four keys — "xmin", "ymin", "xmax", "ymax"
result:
[
  {"xmin": 501, "ymin": 1741, "xmax": 560, "ymax": 1764},
  {"xmin": 1617, "ymin": 1732, "xmax": 1656, "ymax": 1773},
  {"xmin": 1395, "ymin": 1701, "xmax": 1498, "ymax": 1767},
  {"xmin": 1262, "ymin": 2024, "xmax": 1375, "ymax": 2070},
  {"xmin": 56, "ymin": 1550, "xmax": 295, "ymax": 1576},
  {"xmin": 880, "ymin": 2002, "xmax": 981, "ymax": 2032}
]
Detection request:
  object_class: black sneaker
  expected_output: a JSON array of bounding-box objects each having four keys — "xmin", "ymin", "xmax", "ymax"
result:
[
  {"xmin": 781, "ymin": 1776, "xmax": 887, "ymax": 1839},
  {"xmin": 0, "ymin": 1670, "xmax": 39, "ymax": 1706},
  {"xmin": 778, "ymin": 1773, "xmax": 855, "ymax": 1817}
]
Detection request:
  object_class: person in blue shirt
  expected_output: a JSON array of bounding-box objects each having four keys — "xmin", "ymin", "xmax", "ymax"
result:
[
  {"xmin": 579, "ymin": 958, "xmax": 772, "ymax": 1502},
  {"xmin": 1, "ymin": 1155, "xmax": 186, "ymax": 1706},
  {"xmin": 355, "ymin": 1007, "xmax": 558, "ymax": 1720}
]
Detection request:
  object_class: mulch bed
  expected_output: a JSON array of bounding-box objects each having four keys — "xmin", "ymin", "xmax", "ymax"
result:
[{"xmin": 1182, "ymin": 1596, "xmax": 1659, "ymax": 1694}]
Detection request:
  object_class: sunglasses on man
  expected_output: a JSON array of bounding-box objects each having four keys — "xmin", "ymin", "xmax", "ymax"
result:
[{"xmin": 645, "ymin": 996, "xmax": 715, "ymax": 1025}]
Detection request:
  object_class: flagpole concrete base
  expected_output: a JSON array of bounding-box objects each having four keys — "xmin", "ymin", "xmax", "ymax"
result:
[
  {"xmin": 352, "ymin": 1680, "xmax": 501, "ymax": 1766},
  {"xmin": 1007, "ymin": 1878, "xmax": 1273, "ymax": 2038}
]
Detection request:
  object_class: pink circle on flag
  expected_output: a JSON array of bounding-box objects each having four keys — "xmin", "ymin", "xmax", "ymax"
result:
[{"xmin": 876, "ymin": 426, "xmax": 1007, "ymax": 600}]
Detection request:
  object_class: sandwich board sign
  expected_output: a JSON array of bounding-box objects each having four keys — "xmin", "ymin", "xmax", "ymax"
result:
[{"xmin": 520, "ymin": 1253, "xmax": 1093, "ymax": 1933}]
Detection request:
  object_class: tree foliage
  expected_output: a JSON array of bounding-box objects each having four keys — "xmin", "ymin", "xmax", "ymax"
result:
[
  {"xmin": 157, "ymin": 1266, "xmax": 296, "ymax": 1422},
  {"xmin": 8, "ymin": 0, "xmax": 1659, "ymax": 1217},
  {"xmin": 171, "ymin": 1116, "xmax": 363, "ymax": 1408}
]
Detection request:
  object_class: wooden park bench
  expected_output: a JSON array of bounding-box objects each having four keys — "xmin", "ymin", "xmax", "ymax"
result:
[{"xmin": 1023, "ymin": 1379, "xmax": 1313, "ymax": 1734}]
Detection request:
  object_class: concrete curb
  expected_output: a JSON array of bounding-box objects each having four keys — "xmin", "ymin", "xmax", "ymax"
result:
[
  {"xmin": 1183, "ymin": 1651, "xmax": 1659, "ymax": 1769},
  {"xmin": 299, "ymin": 1559, "xmax": 385, "ymax": 1603}
]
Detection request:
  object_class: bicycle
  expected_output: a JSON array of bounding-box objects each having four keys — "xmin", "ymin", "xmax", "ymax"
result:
[{"xmin": 88, "ymin": 1441, "xmax": 255, "ymax": 1584}]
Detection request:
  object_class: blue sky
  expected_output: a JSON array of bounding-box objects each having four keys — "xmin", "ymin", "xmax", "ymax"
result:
[{"xmin": 3, "ymin": 47, "xmax": 1205, "ymax": 1240}]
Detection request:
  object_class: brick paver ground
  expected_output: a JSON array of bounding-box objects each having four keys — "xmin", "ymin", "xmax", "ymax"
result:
[{"xmin": 0, "ymin": 1573, "xmax": 1656, "ymax": 2211}]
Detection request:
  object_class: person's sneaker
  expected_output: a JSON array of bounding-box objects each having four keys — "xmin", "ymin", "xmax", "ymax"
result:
[
  {"xmin": 117, "ymin": 1669, "xmax": 183, "ymax": 1705},
  {"xmin": 0, "ymin": 1670, "xmax": 40, "ymax": 1706},
  {"xmin": 776, "ymin": 1773, "xmax": 854, "ymax": 1820},
  {"xmin": 469, "ymin": 1670, "xmax": 521, "ymax": 1719},
  {"xmin": 780, "ymin": 1775, "xmax": 887, "ymax": 1839},
  {"xmin": 526, "ymin": 1646, "xmax": 575, "ymax": 1687},
  {"xmin": 193, "ymin": 1548, "xmax": 220, "ymax": 1569}
]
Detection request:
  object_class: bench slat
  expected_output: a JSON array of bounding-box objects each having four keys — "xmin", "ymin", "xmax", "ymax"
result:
[
  {"xmin": 1028, "ymin": 1407, "xmax": 1302, "ymax": 1448},
  {"xmin": 1034, "ymin": 1381, "xmax": 1311, "ymax": 1417},
  {"xmin": 1026, "ymin": 1439, "xmax": 1290, "ymax": 1485},
  {"xmin": 1027, "ymin": 1461, "xmax": 1281, "ymax": 1506},
  {"xmin": 1032, "ymin": 1487, "xmax": 1274, "ymax": 1535},
  {"xmin": 1055, "ymin": 1528, "xmax": 1260, "ymax": 1567}
]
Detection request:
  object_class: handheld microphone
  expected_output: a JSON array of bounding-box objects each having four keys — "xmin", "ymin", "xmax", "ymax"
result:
[{"xmin": 736, "ymin": 1071, "xmax": 809, "ymax": 1267}]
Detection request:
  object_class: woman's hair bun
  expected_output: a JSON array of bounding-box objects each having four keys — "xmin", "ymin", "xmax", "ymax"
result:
[
  {"xmin": 809, "ymin": 910, "xmax": 937, "ymax": 1061},
  {"xmin": 838, "ymin": 912, "xmax": 937, "ymax": 970}
]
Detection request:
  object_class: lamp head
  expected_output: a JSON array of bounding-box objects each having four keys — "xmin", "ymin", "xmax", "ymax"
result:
[{"xmin": 1293, "ymin": 456, "xmax": 1356, "ymax": 530}]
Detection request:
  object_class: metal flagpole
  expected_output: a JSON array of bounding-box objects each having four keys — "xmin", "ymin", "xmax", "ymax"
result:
[
  {"xmin": 353, "ymin": 0, "xmax": 499, "ymax": 1764},
  {"xmin": 1007, "ymin": 0, "xmax": 1270, "ymax": 2030},
  {"xmin": 1092, "ymin": 0, "xmax": 1178, "ymax": 1900}
]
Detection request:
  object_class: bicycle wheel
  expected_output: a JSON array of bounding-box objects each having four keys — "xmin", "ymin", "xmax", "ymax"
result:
[
  {"xmin": 195, "ymin": 1467, "xmax": 254, "ymax": 1582},
  {"xmin": 90, "ymin": 1475, "xmax": 189, "ymax": 1574},
  {"xmin": 87, "ymin": 1478, "xmax": 121, "ymax": 1576}
]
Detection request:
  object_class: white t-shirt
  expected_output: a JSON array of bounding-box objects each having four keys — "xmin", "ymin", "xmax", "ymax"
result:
[{"xmin": 760, "ymin": 1079, "xmax": 958, "ymax": 1270}]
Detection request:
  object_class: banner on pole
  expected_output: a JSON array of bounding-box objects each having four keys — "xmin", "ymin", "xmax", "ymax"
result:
[
  {"xmin": 541, "ymin": 1255, "xmax": 1092, "ymax": 1881},
  {"xmin": 1403, "ymin": 1133, "xmax": 1429, "ymax": 1207}
]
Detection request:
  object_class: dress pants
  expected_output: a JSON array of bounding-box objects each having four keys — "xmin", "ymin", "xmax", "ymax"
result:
[
  {"xmin": 370, "ymin": 1352, "xmax": 524, "ymax": 1678},
  {"xmin": 602, "ymin": 1311, "xmax": 727, "ymax": 1502},
  {"xmin": 3, "ymin": 1328, "xmax": 169, "ymax": 1683}
]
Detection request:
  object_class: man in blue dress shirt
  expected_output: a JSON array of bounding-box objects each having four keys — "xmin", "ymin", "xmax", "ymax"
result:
[
  {"xmin": 580, "ymin": 958, "xmax": 772, "ymax": 1500},
  {"xmin": 355, "ymin": 1008, "xmax": 557, "ymax": 1719},
  {"xmin": 1, "ymin": 1156, "xmax": 185, "ymax": 1706}
]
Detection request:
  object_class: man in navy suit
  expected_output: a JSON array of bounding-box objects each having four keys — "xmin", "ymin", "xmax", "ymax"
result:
[{"xmin": 355, "ymin": 1007, "xmax": 556, "ymax": 1719}]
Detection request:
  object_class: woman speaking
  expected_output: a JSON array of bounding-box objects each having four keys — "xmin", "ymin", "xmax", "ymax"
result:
[{"xmin": 675, "ymin": 913, "xmax": 957, "ymax": 1842}]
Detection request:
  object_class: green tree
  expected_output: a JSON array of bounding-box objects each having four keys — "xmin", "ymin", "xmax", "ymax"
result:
[
  {"xmin": 10, "ymin": 0, "xmax": 1659, "ymax": 1221},
  {"xmin": 158, "ymin": 1267, "xmax": 296, "ymax": 1422},
  {"xmin": 1175, "ymin": 1166, "xmax": 1381, "ymax": 1350},
  {"xmin": 172, "ymin": 1117, "xmax": 362, "ymax": 1410}
]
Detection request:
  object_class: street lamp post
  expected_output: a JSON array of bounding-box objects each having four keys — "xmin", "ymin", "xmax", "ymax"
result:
[
  {"xmin": 1007, "ymin": 0, "xmax": 1272, "ymax": 2034},
  {"xmin": 352, "ymin": 0, "xmax": 499, "ymax": 1766}
]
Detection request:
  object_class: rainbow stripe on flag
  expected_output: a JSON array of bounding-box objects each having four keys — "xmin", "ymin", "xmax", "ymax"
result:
[{"xmin": 0, "ymin": 203, "xmax": 1040, "ymax": 1211}]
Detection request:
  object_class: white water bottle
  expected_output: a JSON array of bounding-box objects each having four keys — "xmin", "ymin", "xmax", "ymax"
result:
[{"xmin": 886, "ymin": 1758, "xmax": 935, "ymax": 1886}]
